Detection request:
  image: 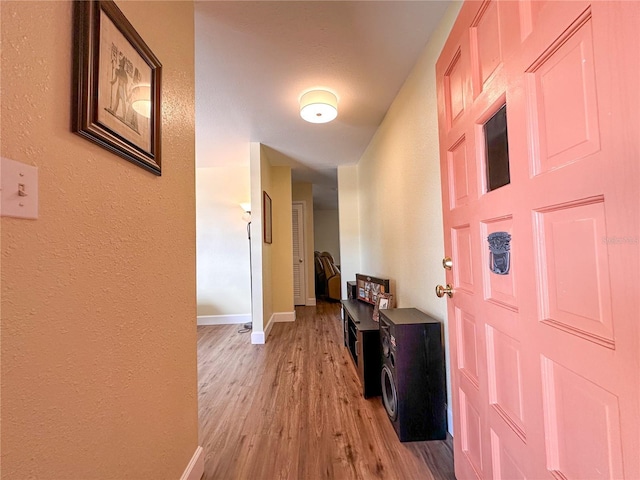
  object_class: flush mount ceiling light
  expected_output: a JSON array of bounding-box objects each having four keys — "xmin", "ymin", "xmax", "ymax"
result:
[{"xmin": 299, "ymin": 89, "xmax": 338, "ymax": 124}]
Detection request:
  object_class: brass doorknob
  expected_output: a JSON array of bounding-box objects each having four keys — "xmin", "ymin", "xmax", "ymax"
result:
[
  {"xmin": 435, "ymin": 284, "xmax": 453, "ymax": 298},
  {"xmin": 442, "ymin": 257, "xmax": 453, "ymax": 270}
]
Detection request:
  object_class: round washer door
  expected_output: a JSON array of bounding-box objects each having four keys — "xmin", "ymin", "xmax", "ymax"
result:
[{"xmin": 381, "ymin": 364, "xmax": 398, "ymax": 421}]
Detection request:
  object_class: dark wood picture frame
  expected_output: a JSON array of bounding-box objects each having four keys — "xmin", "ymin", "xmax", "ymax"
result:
[
  {"xmin": 263, "ymin": 191, "xmax": 272, "ymax": 244},
  {"xmin": 372, "ymin": 293, "xmax": 394, "ymax": 322},
  {"xmin": 73, "ymin": 0, "xmax": 162, "ymax": 175},
  {"xmin": 355, "ymin": 274, "xmax": 391, "ymax": 306}
]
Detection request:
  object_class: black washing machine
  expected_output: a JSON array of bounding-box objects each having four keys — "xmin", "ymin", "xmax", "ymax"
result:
[{"xmin": 379, "ymin": 308, "xmax": 447, "ymax": 442}]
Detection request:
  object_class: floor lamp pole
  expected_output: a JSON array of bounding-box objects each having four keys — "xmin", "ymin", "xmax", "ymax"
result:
[{"xmin": 243, "ymin": 221, "xmax": 253, "ymax": 331}]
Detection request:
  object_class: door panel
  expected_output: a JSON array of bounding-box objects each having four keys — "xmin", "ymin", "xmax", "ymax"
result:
[
  {"xmin": 533, "ymin": 199, "xmax": 614, "ymax": 346},
  {"xmin": 292, "ymin": 203, "xmax": 305, "ymax": 306},
  {"xmin": 455, "ymin": 305, "xmax": 480, "ymax": 389},
  {"xmin": 452, "ymin": 224, "xmax": 475, "ymax": 293},
  {"xmin": 489, "ymin": 428, "xmax": 527, "ymax": 480},
  {"xmin": 526, "ymin": 13, "xmax": 601, "ymax": 173},
  {"xmin": 436, "ymin": 2, "xmax": 639, "ymax": 479},
  {"xmin": 444, "ymin": 47, "xmax": 469, "ymax": 130},
  {"xmin": 540, "ymin": 356, "xmax": 625, "ymax": 479},
  {"xmin": 459, "ymin": 387, "xmax": 485, "ymax": 478},
  {"xmin": 480, "ymin": 216, "xmax": 517, "ymax": 310},
  {"xmin": 470, "ymin": 0, "xmax": 502, "ymax": 91},
  {"xmin": 448, "ymin": 136, "xmax": 472, "ymax": 209},
  {"xmin": 485, "ymin": 325, "xmax": 526, "ymax": 440}
]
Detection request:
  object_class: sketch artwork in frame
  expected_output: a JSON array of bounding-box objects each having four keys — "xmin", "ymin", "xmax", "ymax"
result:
[
  {"xmin": 263, "ymin": 191, "xmax": 273, "ymax": 244},
  {"xmin": 373, "ymin": 293, "xmax": 394, "ymax": 322},
  {"xmin": 74, "ymin": 0, "xmax": 162, "ymax": 175}
]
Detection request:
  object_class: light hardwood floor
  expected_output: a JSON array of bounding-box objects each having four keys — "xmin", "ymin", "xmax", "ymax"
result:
[{"xmin": 198, "ymin": 301, "xmax": 455, "ymax": 480}]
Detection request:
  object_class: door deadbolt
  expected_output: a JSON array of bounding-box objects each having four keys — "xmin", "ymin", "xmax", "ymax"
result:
[
  {"xmin": 442, "ymin": 257, "xmax": 453, "ymax": 270},
  {"xmin": 435, "ymin": 284, "xmax": 453, "ymax": 298}
]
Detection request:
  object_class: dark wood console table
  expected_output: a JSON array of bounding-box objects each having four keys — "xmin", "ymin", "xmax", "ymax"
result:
[{"xmin": 341, "ymin": 299, "xmax": 381, "ymax": 398}]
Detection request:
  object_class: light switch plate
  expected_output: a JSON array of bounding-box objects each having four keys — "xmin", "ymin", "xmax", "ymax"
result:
[{"xmin": 1, "ymin": 157, "xmax": 38, "ymax": 219}]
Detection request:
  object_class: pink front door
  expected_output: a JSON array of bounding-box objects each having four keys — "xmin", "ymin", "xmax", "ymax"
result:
[{"xmin": 436, "ymin": 1, "xmax": 639, "ymax": 479}]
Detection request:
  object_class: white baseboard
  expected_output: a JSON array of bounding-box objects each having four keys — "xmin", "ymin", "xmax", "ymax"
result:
[
  {"xmin": 197, "ymin": 314, "xmax": 250, "ymax": 326},
  {"xmin": 306, "ymin": 297, "xmax": 316, "ymax": 306},
  {"xmin": 251, "ymin": 311, "xmax": 295, "ymax": 344},
  {"xmin": 273, "ymin": 311, "xmax": 296, "ymax": 323},
  {"xmin": 448, "ymin": 406, "xmax": 454, "ymax": 436},
  {"xmin": 251, "ymin": 312, "xmax": 271, "ymax": 344},
  {"xmin": 180, "ymin": 445, "xmax": 204, "ymax": 480},
  {"xmin": 264, "ymin": 313, "xmax": 275, "ymax": 339},
  {"xmin": 251, "ymin": 330, "xmax": 265, "ymax": 344}
]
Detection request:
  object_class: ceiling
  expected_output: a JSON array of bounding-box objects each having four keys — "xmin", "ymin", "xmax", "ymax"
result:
[{"xmin": 194, "ymin": 1, "xmax": 451, "ymax": 209}]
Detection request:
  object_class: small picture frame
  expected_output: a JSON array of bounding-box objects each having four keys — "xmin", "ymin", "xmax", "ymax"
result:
[
  {"xmin": 73, "ymin": 0, "xmax": 162, "ymax": 175},
  {"xmin": 263, "ymin": 191, "xmax": 272, "ymax": 244},
  {"xmin": 373, "ymin": 293, "xmax": 394, "ymax": 322}
]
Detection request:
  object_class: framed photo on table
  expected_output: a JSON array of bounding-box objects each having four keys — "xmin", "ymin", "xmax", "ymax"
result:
[
  {"xmin": 73, "ymin": 0, "xmax": 162, "ymax": 175},
  {"xmin": 355, "ymin": 274, "xmax": 390, "ymax": 306},
  {"xmin": 373, "ymin": 293, "xmax": 394, "ymax": 322}
]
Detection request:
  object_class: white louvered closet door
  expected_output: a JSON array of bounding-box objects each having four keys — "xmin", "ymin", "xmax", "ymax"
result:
[{"xmin": 292, "ymin": 202, "xmax": 306, "ymax": 306}]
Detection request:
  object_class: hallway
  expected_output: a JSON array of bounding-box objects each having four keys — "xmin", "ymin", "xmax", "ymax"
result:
[{"xmin": 197, "ymin": 302, "xmax": 454, "ymax": 479}]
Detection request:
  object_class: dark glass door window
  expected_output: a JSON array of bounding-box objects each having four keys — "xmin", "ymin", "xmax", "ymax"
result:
[{"xmin": 484, "ymin": 104, "xmax": 510, "ymax": 192}]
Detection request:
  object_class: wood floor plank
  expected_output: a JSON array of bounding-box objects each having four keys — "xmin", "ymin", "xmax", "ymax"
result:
[{"xmin": 198, "ymin": 301, "xmax": 455, "ymax": 480}]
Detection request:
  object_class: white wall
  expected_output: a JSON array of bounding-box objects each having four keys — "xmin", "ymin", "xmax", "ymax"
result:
[
  {"xmin": 249, "ymin": 143, "xmax": 267, "ymax": 339},
  {"xmin": 314, "ymin": 209, "xmax": 341, "ymax": 265},
  {"xmin": 196, "ymin": 166, "xmax": 251, "ymax": 317},
  {"xmin": 337, "ymin": 165, "xmax": 361, "ymax": 298},
  {"xmin": 248, "ymin": 144, "xmax": 295, "ymax": 343},
  {"xmin": 338, "ymin": 2, "xmax": 462, "ymax": 433},
  {"xmin": 197, "ymin": 144, "xmax": 294, "ymax": 341}
]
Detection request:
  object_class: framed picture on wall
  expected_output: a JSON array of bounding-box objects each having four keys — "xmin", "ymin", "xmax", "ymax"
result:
[
  {"xmin": 263, "ymin": 191, "xmax": 272, "ymax": 244},
  {"xmin": 73, "ymin": 0, "xmax": 162, "ymax": 175}
]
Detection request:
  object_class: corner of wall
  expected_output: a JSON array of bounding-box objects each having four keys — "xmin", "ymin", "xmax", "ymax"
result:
[
  {"xmin": 249, "ymin": 142, "xmax": 265, "ymax": 335},
  {"xmin": 337, "ymin": 165, "xmax": 361, "ymax": 298}
]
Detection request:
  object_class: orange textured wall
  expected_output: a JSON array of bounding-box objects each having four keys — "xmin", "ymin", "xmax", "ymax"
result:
[{"xmin": 0, "ymin": 1, "xmax": 197, "ymax": 479}]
